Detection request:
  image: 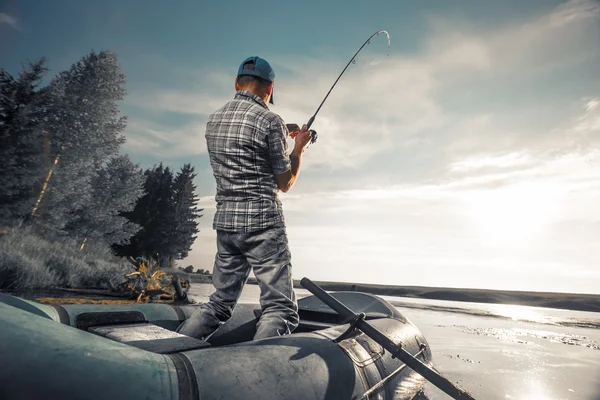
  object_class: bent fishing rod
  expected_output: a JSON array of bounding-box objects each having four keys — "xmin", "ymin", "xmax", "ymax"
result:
[{"xmin": 305, "ymin": 29, "xmax": 391, "ymax": 145}]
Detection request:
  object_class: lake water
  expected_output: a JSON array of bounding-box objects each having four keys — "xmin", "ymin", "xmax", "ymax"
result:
[{"xmin": 188, "ymin": 283, "xmax": 600, "ymax": 400}]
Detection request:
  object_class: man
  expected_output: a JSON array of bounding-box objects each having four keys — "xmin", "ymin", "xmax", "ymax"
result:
[{"xmin": 176, "ymin": 56, "xmax": 312, "ymax": 341}]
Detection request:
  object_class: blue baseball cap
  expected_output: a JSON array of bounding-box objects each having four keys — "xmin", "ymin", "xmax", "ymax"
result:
[{"xmin": 237, "ymin": 56, "xmax": 275, "ymax": 105}]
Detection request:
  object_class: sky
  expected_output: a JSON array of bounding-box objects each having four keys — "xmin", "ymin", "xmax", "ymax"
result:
[{"xmin": 2, "ymin": 0, "xmax": 599, "ymax": 294}]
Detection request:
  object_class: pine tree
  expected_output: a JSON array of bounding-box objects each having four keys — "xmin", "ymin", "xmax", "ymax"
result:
[
  {"xmin": 171, "ymin": 164, "xmax": 202, "ymax": 260},
  {"xmin": 114, "ymin": 163, "xmax": 203, "ymax": 268},
  {"xmin": 114, "ymin": 164, "xmax": 175, "ymax": 263},
  {"xmin": 0, "ymin": 59, "xmax": 49, "ymax": 224},
  {"xmin": 39, "ymin": 50, "xmax": 127, "ymax": 233},
  {"xmin": 152, "ymin": 165, "xmax": 175, "ymax": 267}
]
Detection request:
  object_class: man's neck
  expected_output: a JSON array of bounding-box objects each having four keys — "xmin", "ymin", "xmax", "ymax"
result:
[{"xmin": 238, "ymin": 87, "xmax": 268, "ymax": 104}]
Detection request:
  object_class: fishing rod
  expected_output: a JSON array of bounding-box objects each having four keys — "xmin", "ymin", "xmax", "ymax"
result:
[{"xmin": 305, "ymin": 29, "xmax": 391, "ymax": 145}]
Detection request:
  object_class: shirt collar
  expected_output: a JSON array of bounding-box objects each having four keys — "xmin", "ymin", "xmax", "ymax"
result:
[{"xmin": 235, "ymin": 90, "xmax": 269, "ymax": 110}]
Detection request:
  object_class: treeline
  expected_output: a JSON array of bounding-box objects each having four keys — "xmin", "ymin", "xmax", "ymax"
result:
[
  {"xmin": 113, "ymin": 163, "xmax": 202, "ymax": 268},
  {"xmin": 179, "ymin": 266, "xmax": 211, "ymax": 275},
  {"xmin": 0, "ymin": 51, "xmax": 202, "ymax": 268}
]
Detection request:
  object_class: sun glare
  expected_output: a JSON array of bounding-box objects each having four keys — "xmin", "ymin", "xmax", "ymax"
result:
[
  {"xmin": 489, "ymin": 304, "xmax": 550, "ymax": 324},
  {"xmin": 463, "ymin": 182, "xmax": 564, "ymax": 247},
  {"xmin": 521, "ymin": 380, "xmax": 553, "ymax": 400}
]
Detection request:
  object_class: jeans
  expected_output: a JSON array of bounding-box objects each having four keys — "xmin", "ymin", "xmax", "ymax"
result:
[{"xmin": 176, "ymin": 223, "xmax": 298, "ymax": 341}]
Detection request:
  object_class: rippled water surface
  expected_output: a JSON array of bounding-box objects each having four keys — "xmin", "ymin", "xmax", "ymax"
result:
[{"xmin": 188, "ymin": 283, "xmax": 600, "ymax": 400}]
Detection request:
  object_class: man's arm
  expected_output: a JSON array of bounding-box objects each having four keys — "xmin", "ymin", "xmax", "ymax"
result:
[{"xmin": 274, "ymin": 125, "xmax": 312, "ymax": 193}]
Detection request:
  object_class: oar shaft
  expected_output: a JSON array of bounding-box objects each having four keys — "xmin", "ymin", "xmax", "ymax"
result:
[{"xmin": 300, "ymin": 278, "xmax": 476, "ymax": 400}]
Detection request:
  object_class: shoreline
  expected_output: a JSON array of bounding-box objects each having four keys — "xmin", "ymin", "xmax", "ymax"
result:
[
  {"xmin": 5, "ymin": 278, "xmax": 600, "ymax": 314},
  {"xmin": 244, "ymin": 277, "xmax": 600, "ymax": 313}
]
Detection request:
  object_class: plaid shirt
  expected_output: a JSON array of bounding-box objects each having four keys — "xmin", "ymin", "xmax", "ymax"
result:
[{"xmin": 205, "ymin": 90, "xmax": 291, "ymax": 232}]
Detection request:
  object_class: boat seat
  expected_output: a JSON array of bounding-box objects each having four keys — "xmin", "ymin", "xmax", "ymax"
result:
[{"xmin": 89, "ymin": 323, "xmax": 211, "ymax": 354}]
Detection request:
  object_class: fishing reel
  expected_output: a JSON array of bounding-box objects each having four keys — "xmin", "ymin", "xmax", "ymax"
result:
[{"xmin": 305, "ymin": 116, "xmax": 318, "ymax": 145}]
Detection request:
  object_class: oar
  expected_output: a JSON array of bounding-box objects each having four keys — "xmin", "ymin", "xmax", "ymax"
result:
[{"xmin": 300, "ymin": 278, "xmax": 476, "ymax": 400}]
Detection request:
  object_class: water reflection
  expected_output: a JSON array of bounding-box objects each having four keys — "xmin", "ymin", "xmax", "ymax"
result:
[
  {"xmin": 188, "ymin": 283, "xmax": 600, "ymax": 400},
  {"xmin": 505, "ymin": 379, "xmax": 553, "ymax": 400},
  {"xmin": 488, "ymin": 303, "xmax": 553, "ymax": 325}
]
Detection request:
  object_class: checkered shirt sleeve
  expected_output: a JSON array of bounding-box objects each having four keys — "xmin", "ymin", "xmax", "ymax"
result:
[{"xmin": 267, "ymin": 118, "xmax": 291, "ymax": 174}]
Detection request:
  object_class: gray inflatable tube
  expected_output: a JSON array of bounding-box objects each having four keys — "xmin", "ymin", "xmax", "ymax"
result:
[{"xmin": 0, "ymin": 291, "xmax": 432, "ymax": 400}]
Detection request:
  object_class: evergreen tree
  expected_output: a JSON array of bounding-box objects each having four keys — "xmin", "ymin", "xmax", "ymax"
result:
[
  {"xmin": 153, "ymin": 165, "xmax": 176, "ymax": 267},
  {"xmin": 0, "ymin": 59, "xmax": 49, "ymax": 224},
  {"xmin": 66, "ymin": 155, "xmax": 145, "ymax": 248},
  {"xmin": 170, "ymin": 163, "xmax": 202, "ymax": 260},
  {"xmin": 114, "ymin": 163, "xmax": 203, "ymax": 267},
  {"xmin": 40, "ymin": 50, "xmax": 127, "ymax": 233},
  {"xmin": 114, "ymin": 164, "xmax": 175, "ymax": 263}
]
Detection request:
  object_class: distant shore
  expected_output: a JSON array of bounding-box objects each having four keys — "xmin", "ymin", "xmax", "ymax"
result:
[
  {"xmin": 188, "ymin": 274, "xmax": 213, "ymax": 284},
  {"xmin": 244, "ymin": 277, "xmax": 600, "ymax": 313}
]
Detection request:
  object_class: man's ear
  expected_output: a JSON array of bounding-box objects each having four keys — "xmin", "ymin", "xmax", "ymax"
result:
[
  {"xmin": 234, "ymin": 77, "xmax": 241, "ymax": 91},
  {"xmin": 267, "ymin": 81, "xmax": 275, "ymax": 96}
]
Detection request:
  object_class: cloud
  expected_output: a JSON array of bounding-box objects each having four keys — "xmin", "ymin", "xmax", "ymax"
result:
[
  {"xmin": 165, "ymin": 1, "xmax": 600, "ymax": 293},
  {"xmin": 567, "ymin": 97, "xmax": 600, "ymax": 148},
  {"xmin": 269, "ymin": 57, "xmax": 447, "ymax": 169},
  {"xmin": 448, "ymin": 152, "xmax": 534, "ymax": 173},
  {"xmin": 189, "ymin": 93, "xmax": 600, "ymax": 240},
  {"xmin": 0, "ymin": 12, "xmax": 19, "ymax": 30},
  {"xmin": 426, "ymin": 0, "xmax": 600, "ymax": 77},
  {"xmin": 277, "ymin": 95, "xmax": 600, "ymax": 228},
  {"xmin": 197, "ymin": 196, "xmax": 216, "ymax": 210},
  {"xmin": 184, "ymin": 98, "xmax": 600, "ymax": 293},
  {"xmin": 125, "ymin": 0, "xmax": 599, "ymax": 171},
  {"xmin": 127, "ymin": 89, "xmax": 228, "ymax": 117},
  {"xmin": 123, "ymin": 119, "xmax": 207, "ymax": 157},
  {"xmin": 282, "ymin": 148, "xmax": 600, "ymax": 217},
  {"xmin": 583, "ymin": 97, "xmax": 599, "ymax": 112}
]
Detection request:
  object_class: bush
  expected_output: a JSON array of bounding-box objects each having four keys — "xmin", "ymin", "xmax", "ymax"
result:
[
  {"xmin": 0, "ymin": 247, "xmax": 59, "ymax": 290},
  {"xmin": 0, "ymin": 224, "xmax": 130, "ymax": 290},
  {"xmin": 194, "ymin": 268, "xmax": 211, "ymax": 275}
]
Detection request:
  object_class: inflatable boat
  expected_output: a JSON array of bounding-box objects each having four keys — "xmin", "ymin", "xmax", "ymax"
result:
[{"xmin": 0, "ymin": 285, "xmax": 432, "ymax": 400}]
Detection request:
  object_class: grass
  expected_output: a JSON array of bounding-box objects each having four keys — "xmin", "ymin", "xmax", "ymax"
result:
[{"xmin": 0, "ymin": 225, "xmax": 130, "ymax": 291}]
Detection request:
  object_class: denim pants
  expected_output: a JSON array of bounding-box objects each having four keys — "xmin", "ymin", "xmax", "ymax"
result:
[{"xmin": 176, "ymin": 223, "xmax": 298, "ymax": 341}]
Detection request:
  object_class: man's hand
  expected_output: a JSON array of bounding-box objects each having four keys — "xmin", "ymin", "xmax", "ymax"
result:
[
  {"xmin": 286, "ymin": 124, "xmax": 300, "ymax": 138},
  {"xmin": 293, "ymin": 125, "xmax": 312, "ymax": 153},
  {"xmin": 275, "ymin": 124, "xmax": 311, "ymax": 193}
]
